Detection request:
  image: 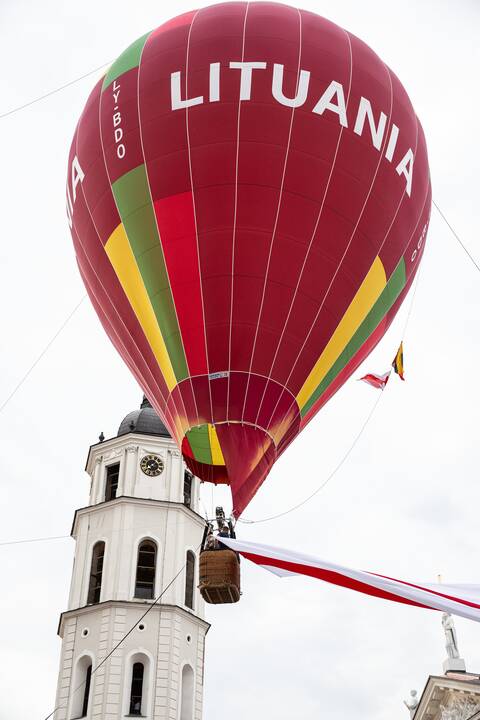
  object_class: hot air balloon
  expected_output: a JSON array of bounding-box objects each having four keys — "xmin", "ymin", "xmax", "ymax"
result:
[{"xmin": 66, "ymin": 2, "xmax": 431, "ymax": 520}]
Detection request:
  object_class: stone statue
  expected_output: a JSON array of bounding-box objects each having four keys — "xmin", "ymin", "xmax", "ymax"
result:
[
  {"xmin": 442, "ymin": 613, "xmax": 460, "ymax": 659},
  {"xmin": 404, "ymin": 689, "xmax": 419, "ymax": 717},
  {"xmin": 440, "ymin": 698, "xmax": 480, "ymax": 720}
]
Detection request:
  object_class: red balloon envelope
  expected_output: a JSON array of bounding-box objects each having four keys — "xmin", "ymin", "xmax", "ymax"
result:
[{"xmin": 67, "ymin": 2, "xmax": 431, "ymax": 517}]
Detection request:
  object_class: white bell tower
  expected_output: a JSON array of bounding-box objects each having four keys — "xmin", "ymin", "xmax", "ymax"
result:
[{"xmin": 53, "ymin": 397, "xmax": 209, "ymax": 720}]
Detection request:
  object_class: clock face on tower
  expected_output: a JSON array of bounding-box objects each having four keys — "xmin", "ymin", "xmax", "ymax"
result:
[{"xmin": 140, "ymin": 454, "xmax": 164, "ymax": 477}]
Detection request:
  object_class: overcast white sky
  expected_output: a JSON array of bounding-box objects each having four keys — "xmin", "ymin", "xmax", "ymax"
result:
[{"xmin": 1, "ymin": 0, "xmax": 479, "ymax": 718}]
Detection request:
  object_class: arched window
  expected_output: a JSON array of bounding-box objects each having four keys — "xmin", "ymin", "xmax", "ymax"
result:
[
  {"xmin": 81, "ymin": 665, "xmax": 92, "ymax": 717},
  {"xmin": 180, "ymin": 664, "xmax": 194, "ymax": 720},
  {"xmin": 87, "ymin": 541, "xmax": 105, "ymax": 605},
  {"xmin": 129, "ymin": 662, "xmax": 144, "ymax": 716},
  {"xmin": 70, "ymin": 655, "xmax": 93, "ymax": 719},
  {"xmin": 185, "ymin": 551, "xmax": 195, "ymax": 610},
  {"xmin": 123, "ymin": 653, "xmax": 152, "ymax": 718},
  {"xmin": 134, "ymin": 540, "xmax": 157, "ymax": 599}
]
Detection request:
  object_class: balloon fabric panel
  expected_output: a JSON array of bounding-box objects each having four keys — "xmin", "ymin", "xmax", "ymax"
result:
[{"xmin": 67, "ymin": 2, "xmax": 431, "ymax": 517}]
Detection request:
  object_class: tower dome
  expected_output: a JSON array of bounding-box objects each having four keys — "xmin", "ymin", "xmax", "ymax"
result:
[{"xmin": 117, "ymin": 395, "xmax": 171, "ymax": 437}]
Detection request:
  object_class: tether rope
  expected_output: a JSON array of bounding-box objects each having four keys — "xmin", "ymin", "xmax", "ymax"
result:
[
  {"xmin": 433, "ymin": 200, "xmax": 480, "ymax": 274},
  {"xmin": 0, "ymin": 63, "xmax": 110, "ymax": 120},
  {"xmin": 0, "ymin": 296, "xmax": 86, "ymax": 416},
  {"xmin": 238, "ymin": 390, "xmax": 385, "ymax": 524}
]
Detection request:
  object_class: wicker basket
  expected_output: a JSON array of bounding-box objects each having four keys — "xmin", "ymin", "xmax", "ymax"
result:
[{"xmin": 199, "ymin": 549, "xmax": 241, "ymax": 604}]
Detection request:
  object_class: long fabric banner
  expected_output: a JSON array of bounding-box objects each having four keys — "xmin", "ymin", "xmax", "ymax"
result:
[{"xmin": 221, "ymin": 537, "xmax": 480, "ymax": 622}]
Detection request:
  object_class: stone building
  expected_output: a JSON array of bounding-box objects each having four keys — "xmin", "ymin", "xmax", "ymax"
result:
[
  {"xmin": 412, "ymin": 672, "xmax": 480, "ymax": 720},
  {"xmin": 406, "ymin": 615, "xmax": 480, "ymax": 720},
  {"xmin": 53, "ymin": 397, "xmax": 209, "ymax": 719}
]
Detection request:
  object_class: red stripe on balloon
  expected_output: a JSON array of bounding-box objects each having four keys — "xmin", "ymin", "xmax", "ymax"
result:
[
  {"xmin": 154, "ymin": 192, "xmax": 208, "ymax": 377},
  {"xmin": 214, "ymin": 422, "xmax": 277, "ymax": 516}
]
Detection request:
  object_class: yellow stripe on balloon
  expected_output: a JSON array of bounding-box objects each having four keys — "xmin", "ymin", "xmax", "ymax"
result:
[
  {"xmin": 105, "ymin": 223, "xmax": 177, "ymax": 391},
  {"xmin": 296, "ymin": 256, "xmax": 387, "ymax": 410},
  {"xmin": 208, "ymin": 424, "xmax": 226, "ymax": 465}
]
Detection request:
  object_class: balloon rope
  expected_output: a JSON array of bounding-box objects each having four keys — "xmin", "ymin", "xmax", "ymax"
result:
[
  {"xmin": 433, "ymin": 200, "xmax": 480, "ymax": 274},
  {"xmin": 0, "ymin": 63, "xmax": 111, "ymax": 120},
  {"xmin": 0, "ymin": 295, "xmax": 86, "ymax": 416},
  {"xmin": 0, "ymin": 534, "xmax": 70, "ymax": 547},
  {"xmin": 238, "ymin": 391, "xmax": 384, "ymax": 524},
  {"xmin": 239, "ymin": 263, "xmax": 424, "ymax": 525},
  {"xmin": 0, "ymin": 518, "xmax": 208, "ymax": 549}
]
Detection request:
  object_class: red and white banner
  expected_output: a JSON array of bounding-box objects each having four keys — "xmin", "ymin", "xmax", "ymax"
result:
[
  {"xmin": 358, "ymin": 370, "xmax": 391, "ymax": 389},
  {"xmin": 221, "ymin": 537, "xmax": 480, "ymax": 622}
]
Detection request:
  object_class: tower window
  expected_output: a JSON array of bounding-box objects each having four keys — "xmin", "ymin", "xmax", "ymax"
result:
[
  {"xmin": 134, "ymin": 540, "xmax": 157, "ymax": 599},
  {"xmin": 183, "ymin": 471, "xmax": 193, "ymax": 508},
  {"xmin": 87, "ymin": 541, "xmax": 105, "ymax": 605},
  {"xmin": 81, "ymin": 664, "xmax": 92, "ymax": 717},
  {"xmin": 185, "ymin": 551, "xmax": 195, "ymax": 610},
  {"xmin": 180, "ymin": 664, "xmax": 194, "ymax": 720},
  {"xmin": 105, "ymin": 463, "xmax": 120, "ymax": 502},
  {"xmin": 129, "ymin": 662, "xmax": 144, "ymax": 715},
  {"xmin": 70, "ymin": 655, "xmax": 93, "ymax": 719}
]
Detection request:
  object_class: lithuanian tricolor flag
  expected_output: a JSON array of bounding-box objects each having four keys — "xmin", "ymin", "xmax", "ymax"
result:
[{"xmin": 392, "ymin": 342, "xmax": 405, "ymax": 380}]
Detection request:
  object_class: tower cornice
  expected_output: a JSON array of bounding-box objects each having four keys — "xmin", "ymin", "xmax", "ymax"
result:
[
  {"xmin": 57, "ymin": 600, "xmax": 211, "ymax": 638},
  {"xmin": 70, "ymin": 496, "xmax": 207, "ymax": 538}
]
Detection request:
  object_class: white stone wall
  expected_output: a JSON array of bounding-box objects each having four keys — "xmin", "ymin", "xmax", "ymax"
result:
[
  {"xmin": 54, "ymin": 604, "xmax": 207, "ymax": 720},
  {"xmin": 53, "ymin": 617, "xmax": 78, "ymax": 720}
]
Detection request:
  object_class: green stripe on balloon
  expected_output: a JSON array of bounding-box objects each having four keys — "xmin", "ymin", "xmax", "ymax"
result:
[
  {"xmin": 102, "ymin": 32, "xmax": 151, "ymax": 90},
  {"xmin": 111, "ymin": 165, "xmax": 189, "ymax": 382},
  {"xmin": 186, "ymin": 425, "xmax": 212, "ymax": 465},
  {"xmin": 301, "ymin": 258, "xmax": 407, "ymax": 417}
]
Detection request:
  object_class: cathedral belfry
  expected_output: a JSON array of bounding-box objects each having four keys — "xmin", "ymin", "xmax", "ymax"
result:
[{"xmin": 53, "ymin": 397, "xmax": 209, "ymax": 719}]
